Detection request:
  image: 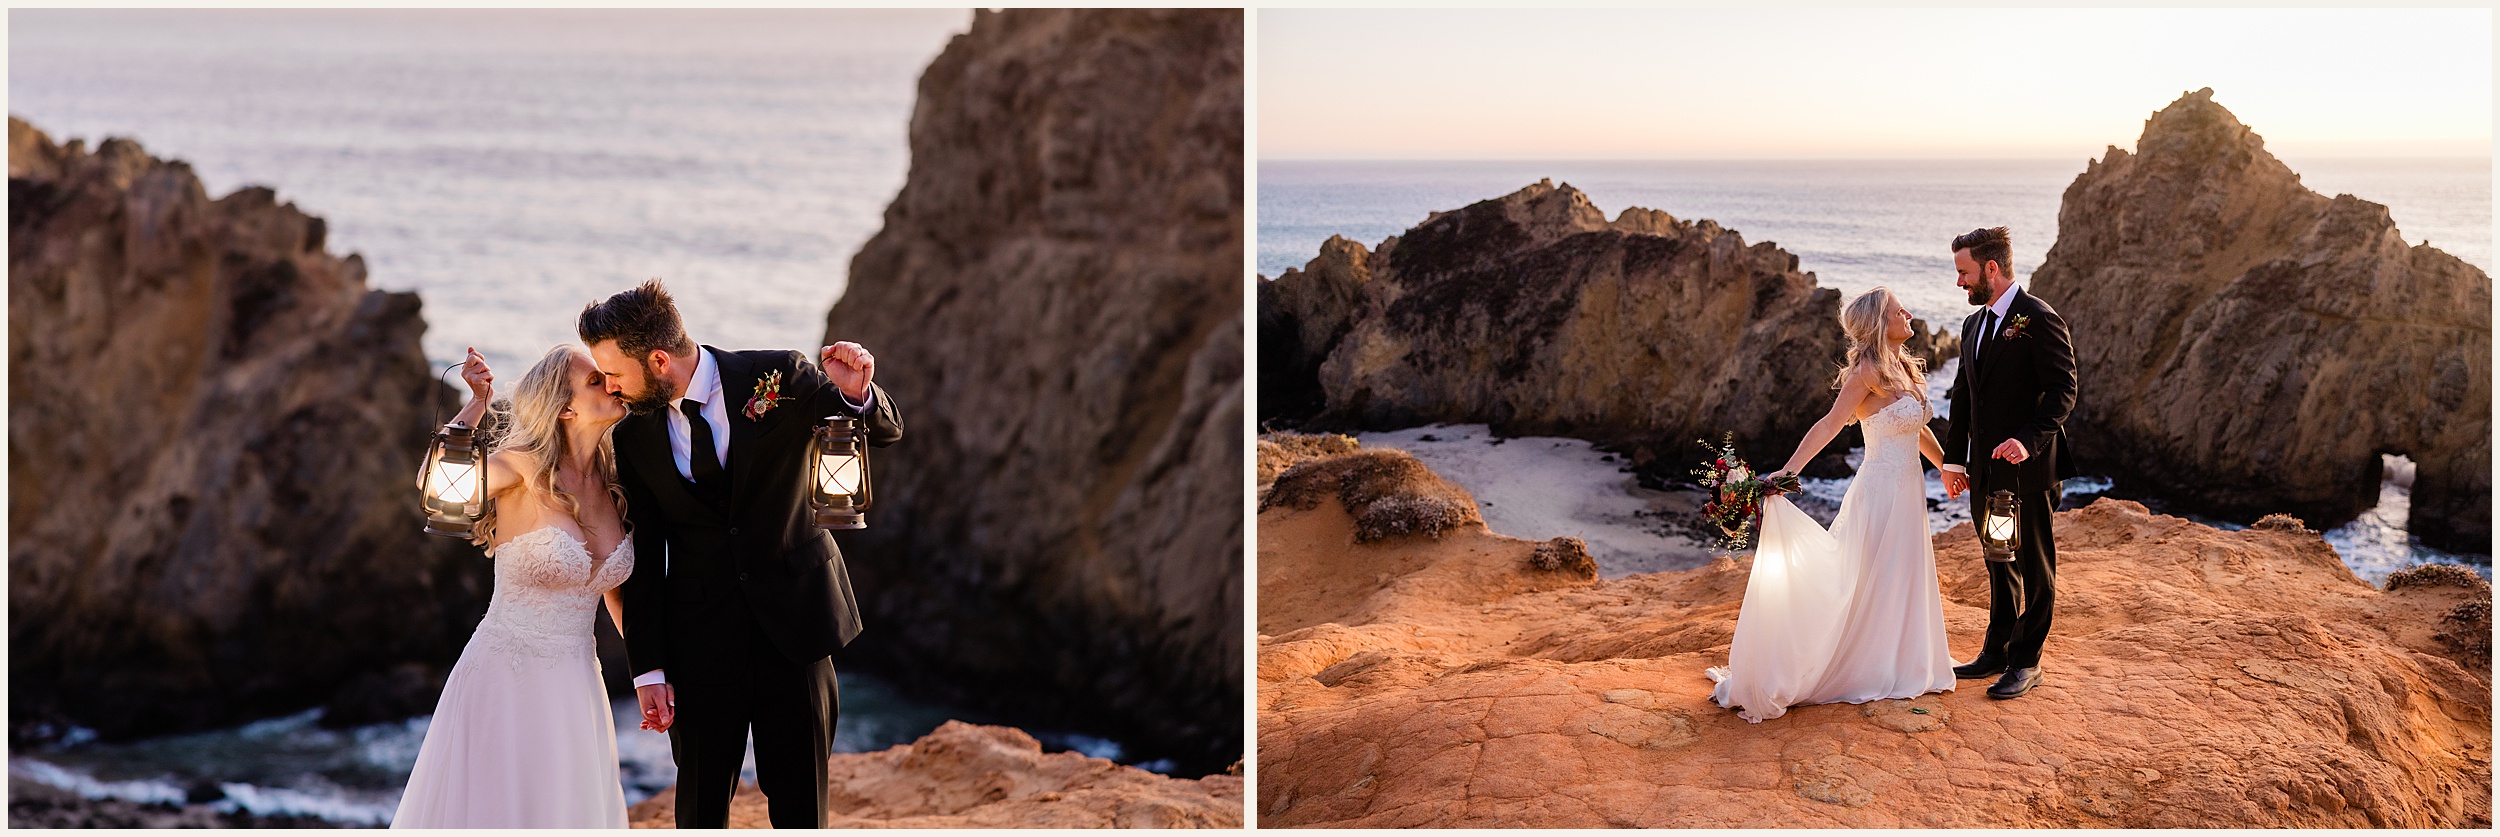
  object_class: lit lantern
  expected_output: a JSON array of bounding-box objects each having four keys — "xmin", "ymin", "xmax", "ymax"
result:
[
  {"xmin": 809, "ymin": 415, "xmax": 873, "ymax": 530},
  {"xmin": 419, "ymin": 421, "xmax": 488, "ymax": 537},
  {"xmin": 1979, "ymin": 488, "xmax": 2020, "ymax": 563}
]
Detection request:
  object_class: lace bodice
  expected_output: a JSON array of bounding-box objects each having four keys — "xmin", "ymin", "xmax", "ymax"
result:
[
  {"xmin": 472, "ymin": 526, "xmax": 633, "ymax": 666},
  {"xmin": 1856, "ymin": 394, "xmax": 1931, "ymax": 473}
]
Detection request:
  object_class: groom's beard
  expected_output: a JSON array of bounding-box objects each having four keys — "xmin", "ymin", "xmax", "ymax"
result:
[
  {"xmin": 622, "ymin": 361, "xmax": 680, "ymax": 416},
  {"xmin": 1967, "ymin": 283, "xmax": 1989, "ymax": 306}
]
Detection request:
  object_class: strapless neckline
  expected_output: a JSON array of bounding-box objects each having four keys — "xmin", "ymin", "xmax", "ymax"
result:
[{"xmin": 497, "ymin": 524, "xmax": 627, "ymax": 564}]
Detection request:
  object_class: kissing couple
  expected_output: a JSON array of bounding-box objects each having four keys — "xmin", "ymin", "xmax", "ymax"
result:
[
  {"xmin": 1705, "ymin": 226, "xmax": 2079, "ymax": 722},
  {"xmin": 391, "ymin": 279, "xmax": 904, "ymax": 828}
]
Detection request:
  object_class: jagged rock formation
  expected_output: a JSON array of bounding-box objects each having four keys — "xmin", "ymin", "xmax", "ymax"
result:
[
  {"xmin": 1256, "ymin": 451, "xmax": 2491, "ymax": 827},
  {"xmin": 2029, "ymin": 89, "xmax": 2491, "ymax": 551},
  {"xmin": 817, "ymin": 9, "xmax": 1242, "ymax": 774},
  {"xmin": 627, "ymin": 721, "xmax": 1243, "ymax": 828},
  {"xmin": 7, "ymin": 118, "xmax": 485, "ymax": 739},
  {"xmin": 1260, "ymin": 180, "xmax": 1955, "ymax": 476}
]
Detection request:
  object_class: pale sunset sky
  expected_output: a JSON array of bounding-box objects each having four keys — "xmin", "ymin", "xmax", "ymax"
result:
[{"xmin": 1259, "ymin": 7, "xmax": 2493, "ymax": 159}]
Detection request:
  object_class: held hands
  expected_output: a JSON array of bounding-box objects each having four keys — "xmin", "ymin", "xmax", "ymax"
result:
[
  {"xmin": 635, "ymin": 683, "xmax": 675, "ymax": 732},
  {"xmin": 1940, "ymin": 469, "xmax": 1969, "ymax": 499},
  {"xmin": 1941, "ymin": 438, "xmax": 2026, "ymax": 499},
  {"xmin": 460, "ymin": 347, "xmax": 494, "ymax": 403},
  {"xmin": 1762, "ymin": 470, "xmax": 1795, "ymax": 496},
  {"xmin": 819, "ymin": 342, "xmax": 875, "ymax": 402}
]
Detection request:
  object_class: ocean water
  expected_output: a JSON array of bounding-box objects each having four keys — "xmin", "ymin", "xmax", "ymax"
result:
[
  {"xmin": 8, "ymin": 9, "xmax": 1143, "ymax": 822},
  {"xmin": 9, "ymin": 9, "xmax": 972, "ymax": 376},
  {"xmin": 1367, "ymin": 366, "xmax": 2485, "ymax": 588},
  {"xmin": 1259, "ymin": 158, "xmax": 2492, "ymax": 329}
]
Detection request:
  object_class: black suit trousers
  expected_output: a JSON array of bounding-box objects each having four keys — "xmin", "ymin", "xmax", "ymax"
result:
[
  {"xmin": 666, "ymin": 608, "xmax": 839, "ymax": 829},
  {"xmin": 1976, "ymin": 484, "xmax": 2059, "ymax": 669}
]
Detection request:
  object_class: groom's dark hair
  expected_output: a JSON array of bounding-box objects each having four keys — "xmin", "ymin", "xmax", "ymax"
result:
[
  {"xmin": 578, "ymin": 278, "xmax": 697, "ymax": 359},
  {"xmin": 1952, "ymin": 227, "xmax": 2014, "ymax": 279}
]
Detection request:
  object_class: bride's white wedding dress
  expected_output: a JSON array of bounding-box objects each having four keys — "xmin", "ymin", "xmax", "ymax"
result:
[
  {"xmin": 392, "ymin": 525, "xmax": 633, "ymax": 828},
  {"xmin": 1705, "ymin": 394, "xmax": 1957, "ymax": 723}
]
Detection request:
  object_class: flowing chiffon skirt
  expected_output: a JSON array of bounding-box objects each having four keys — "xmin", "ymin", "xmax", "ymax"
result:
[
  {"xmin": 392, "ymin": 527, "xmax": 631, "ymax": 827},
  {"xmin": 1706, "ymin": 402, "xmax": 1958, "ymax": 722},
  {"xmin": 390, "ymin": 629, "xmax": 628, "ymax": 827}
]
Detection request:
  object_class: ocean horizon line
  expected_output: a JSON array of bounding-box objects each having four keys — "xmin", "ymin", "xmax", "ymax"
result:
[{"xmin": 1264, "ymin": 153, "xmax": 2493, "ymax": 165}]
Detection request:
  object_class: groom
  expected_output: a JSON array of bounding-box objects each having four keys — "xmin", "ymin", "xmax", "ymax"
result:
[
  {"xmin": 1937, "ymin": 227, "xmax": 2076, "ymax": 700},
  {"xmin": 578, "ymin": 279, "xmax": 903, "ymax": 827}
]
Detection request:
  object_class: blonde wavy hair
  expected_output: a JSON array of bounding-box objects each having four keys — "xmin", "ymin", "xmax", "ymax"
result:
[
  {"xmin": 471, "ymin": 344, "xmax": 626, "ymax": 548},
  {"xmin": 1831, "ymin": 287, "xmax": 1927, "ymax": 405}
]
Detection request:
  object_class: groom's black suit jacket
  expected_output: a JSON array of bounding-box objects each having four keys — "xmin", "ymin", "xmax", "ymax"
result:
[
  {"xmin": 612, "ymin": 347, "xmax": 903, "ymax": 679},
  {"xmin": 1944, "ymin": 286, "xmax": 2079, "ymax": 495}
]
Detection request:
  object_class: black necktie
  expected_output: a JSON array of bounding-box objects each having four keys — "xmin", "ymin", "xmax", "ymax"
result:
[
  {"xmin": 680, "ymin": 398, "xmax": 723, "ymax": 486},
  {"xmin": 1979, "ymin": 310, "xmax": 1999, "ymax": 358}
]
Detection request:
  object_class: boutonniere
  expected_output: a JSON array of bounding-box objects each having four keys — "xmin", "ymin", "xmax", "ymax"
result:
[
  {"xmin": 1999, "ymin": 314, "xmax": 2032, "ymax": 340},
  {"xmin": 743, "ymin": 370, "xmax": 791, "ymax": 421}
]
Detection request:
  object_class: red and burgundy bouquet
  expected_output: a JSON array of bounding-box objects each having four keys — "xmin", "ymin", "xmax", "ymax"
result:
[{"xmin": 1691, "ymin": 433, "xmax": 1802, "ymax": 552}]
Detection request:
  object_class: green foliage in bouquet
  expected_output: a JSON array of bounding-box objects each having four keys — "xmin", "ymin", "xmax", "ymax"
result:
[{"xmin": 1691, "ymin": 433, "xmax": 1802, "ymax": 552}]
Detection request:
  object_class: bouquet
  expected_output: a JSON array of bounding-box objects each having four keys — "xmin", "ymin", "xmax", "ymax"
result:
[{"xmin": 1690, "ymin": 433, "xmax": 1802, "ymax": 552}]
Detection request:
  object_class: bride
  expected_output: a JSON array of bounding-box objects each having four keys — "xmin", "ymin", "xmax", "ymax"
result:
[
  {"xmin": 1705, "ymin": 287, "xmax": 1959, "ymax": 722},
  {"xmin": 392, "ymin": 345, "xmax": 634, "ymax": 827}
]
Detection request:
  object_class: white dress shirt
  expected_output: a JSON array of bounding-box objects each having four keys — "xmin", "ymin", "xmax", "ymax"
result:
[
  {"xmin": 1969, "ymin": 282, "xmax": 2022, "ymax": 355},
  {"xmin": 1942, "ymin": 283, "xmax": 2023, "ymax": 478},
  {"xmin": 634, "ymin": 348, "xmax": 874, "ymax": 691},
  {"xmin": 664, "ymin": 347, "xmax": 733, "ymax": 482}
]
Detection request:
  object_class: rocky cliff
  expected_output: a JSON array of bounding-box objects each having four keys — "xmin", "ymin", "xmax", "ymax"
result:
[
  {"xmin": 7, "ymin": 118, "xmax": 486, "ymax": 739},
  {"xmin": 1256, "ymin": 451, "xmax": 2491, "ymax": 827},
  {"xmin": 627, "ymin": 722, "xmax": 1243, "ymax": 828},
  {"xmin": 817, "ymin": 9, "xmax": 1242, "ymax": 774},
  {"xmin": 2029, "ymin": 89, "xmax": 2491, "ymax": 552},
  {"xmin": 1259, "ymin": 181, "xmax": 1955, "ymax": 478}
]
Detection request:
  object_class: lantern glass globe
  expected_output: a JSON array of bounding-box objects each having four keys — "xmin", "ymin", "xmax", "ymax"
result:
[
  {"xmin": 818, "ymin": 453, "xmax": 863, "ymax": 496},
  {"xmin": 1985, "ymin": 513, "xmax": 2015, "ymax": 541},
  {"xmin": 429, "ymin": 459, "xmax": 480, "ymax": 505}
]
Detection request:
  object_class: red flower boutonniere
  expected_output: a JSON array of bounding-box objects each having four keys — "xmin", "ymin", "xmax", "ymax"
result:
[
  {"xmin": 743, "ymin": 370, "xmax": 791, "ymax": 421},
  {"xmin": 1999, "ymin": 314, "xmax": 2032, "ymax": 341}
]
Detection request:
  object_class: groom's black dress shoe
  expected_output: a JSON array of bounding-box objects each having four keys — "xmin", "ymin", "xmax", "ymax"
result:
[
  {"xmin": 1987, "ymin": 666, "xmax": 2041, "ymax": 699},
  {"xmin": 1953, "ymin": 655, "xmax": 2007, "ymax": 679}
]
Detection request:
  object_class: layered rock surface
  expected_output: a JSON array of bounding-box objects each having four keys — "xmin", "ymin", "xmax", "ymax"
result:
[
  {"xmin": 626, "ymin": 721, "xmax": 1243, "ymax": 828},
  {"xmin": 8, "ymin": 118, "xmax": 485, "ymax": 739},
  {"xmin": 2029, "ymin": 88, "xmax": 2491, "ymax": 551},
  {"xmin": 1260, "ymin": 180, "xmax": 1955, "ymax": 477},
  {"xmin": 1256, "ymin": 451, "xmax": 2491, "ymax": 827},
  {"xmin": 818, "ymin": 8, "xmax": 1243, "ymax": 773}
]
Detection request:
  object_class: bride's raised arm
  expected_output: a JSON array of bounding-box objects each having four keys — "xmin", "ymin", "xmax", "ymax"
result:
[
  {"xmin": 1776, "ymin": 366, "xmax": 1876, "ymax": 477},
  {"xmin": 449, "ymin": 347, "xmax": 527, "ymax": 502}
]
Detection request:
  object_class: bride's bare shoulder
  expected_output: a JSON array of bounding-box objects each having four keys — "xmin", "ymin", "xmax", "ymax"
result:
[{"xmin": 485, "ymin": 448, "xmax": 543, "ymax": 496}]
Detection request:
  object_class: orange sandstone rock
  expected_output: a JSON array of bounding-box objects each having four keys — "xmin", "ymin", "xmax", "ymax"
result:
[
  {"xmin": 1257, "ymin": 472, "xmax": 2490, "ymax": 827},
  {"xmin": 628, "ymin": 721, "xmax": 1242, "ymax": 828}
]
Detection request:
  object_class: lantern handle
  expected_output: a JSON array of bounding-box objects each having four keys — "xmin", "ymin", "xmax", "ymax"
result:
[
  {"xmin": 1982, "ymin": 454, "xmax": 2018, "ymax": 494},
  {"xmin": 854, "ymin": 420, "xmax": 873, "ymax": 512},
  {"xmin": 432, "ymin": 359, "xmax": 462, "ymax": 427},
  {"xmin": 415, "ymin": 362, "xmax": 463, "ymax": 500},
  {"xmin": 419, "ymin": 361, "xmax": 491, "ymax": 504}
]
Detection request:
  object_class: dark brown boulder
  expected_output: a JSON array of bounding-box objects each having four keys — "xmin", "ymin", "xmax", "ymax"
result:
[
  {"xmin": 817, "ymin": 9, "xmax": 1242, "ymax": 773},
  {"xmin": 2029, "ymin": 89, "xmax": 2490, "ymax": 551},
  {"xmin": 8, "ymin": 118, "xmax": 486, "ymax": 740},
  {"xmin": 1261, "ymin": 180, "xmax": 1883, "ymax": 475}
]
